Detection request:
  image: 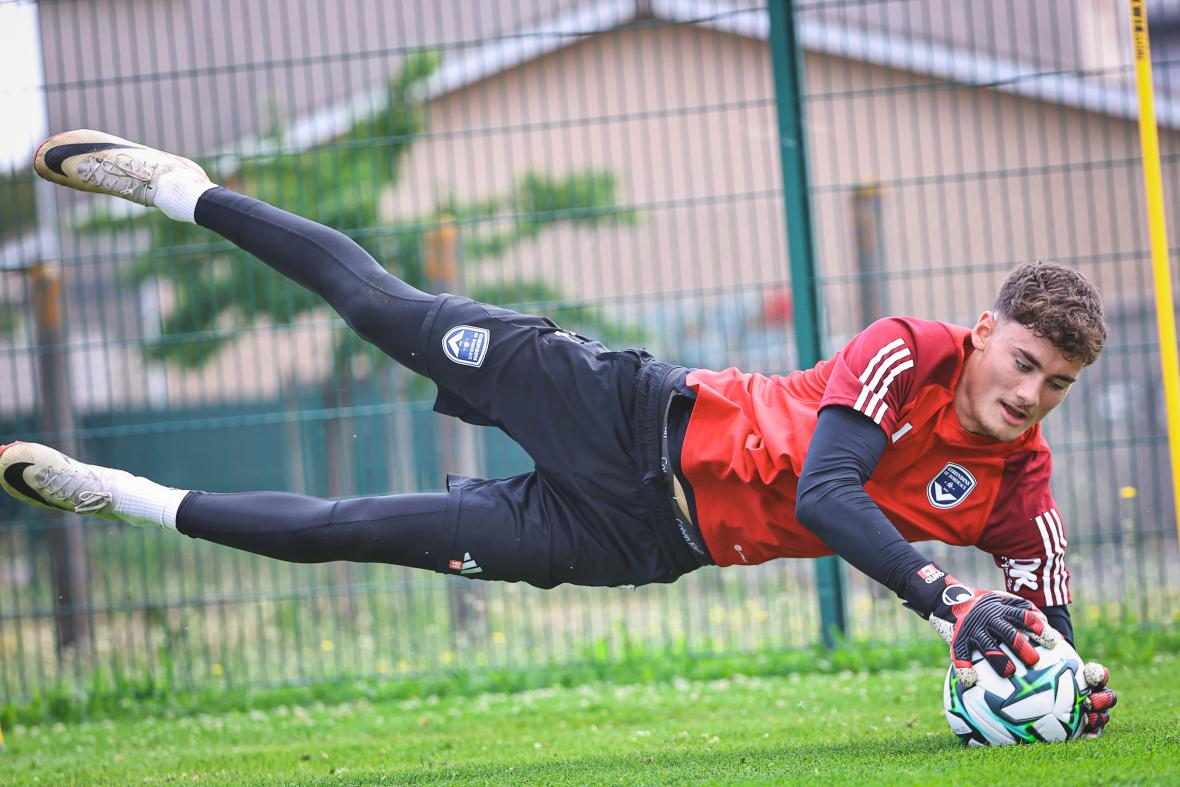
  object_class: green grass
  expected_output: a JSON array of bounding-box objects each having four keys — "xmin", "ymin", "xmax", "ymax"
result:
[{"xmin": 3, "ymin": 654, "xmax": 1177, "ymax": 785}]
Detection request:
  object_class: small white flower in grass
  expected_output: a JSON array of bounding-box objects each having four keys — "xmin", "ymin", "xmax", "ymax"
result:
[{"xmin": 534, "ymin": 741, "xmax": 544, "ymax": 749}]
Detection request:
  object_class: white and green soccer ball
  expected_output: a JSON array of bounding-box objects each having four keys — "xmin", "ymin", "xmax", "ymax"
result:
[{"xmin": 943, "ymin": 637, "xmax": 1090, "ymax": 746}]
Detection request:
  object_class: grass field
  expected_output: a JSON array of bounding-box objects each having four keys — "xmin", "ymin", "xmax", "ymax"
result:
[{"xmin": 3, "ymin": 653, "xmax": 1177, "ymax": 785}]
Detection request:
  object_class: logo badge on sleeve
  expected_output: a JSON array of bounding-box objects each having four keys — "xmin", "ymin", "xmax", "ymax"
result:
[
  {"xmin": 442, "ymin": 325, "xmax": 490, "ymax": 367},
  {"xmin": 927, "ymin": 463, "xmax": 977, "ymax": 509}
]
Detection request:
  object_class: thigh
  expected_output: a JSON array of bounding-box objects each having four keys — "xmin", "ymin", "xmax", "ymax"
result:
[
  {"xmin": 446, "ymin": 473, "xmax": 670, "ymax": 589},
  {"xmin": 417, "ymin": 295, "xmax": 640, "ymax": 485}
]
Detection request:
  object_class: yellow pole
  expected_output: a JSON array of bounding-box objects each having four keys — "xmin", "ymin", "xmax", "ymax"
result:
[{"xmin": 1130, "ymin": 0, "xmax": 1180, "ymax": 545}]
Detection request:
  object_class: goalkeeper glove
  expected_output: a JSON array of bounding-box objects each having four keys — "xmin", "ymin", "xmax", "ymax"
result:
[
  {"xmin": 904, "ymin": 563, "xmax": 1055, "ymax": 687},
  {"xmin": 1081, "ymin": 661, "xmax": 1117, "ymax": 737}
]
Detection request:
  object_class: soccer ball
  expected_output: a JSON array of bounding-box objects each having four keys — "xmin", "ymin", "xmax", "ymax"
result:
[{"xmin": 943, "ymin": 637, "xmax": 1090, "ymax": 746}]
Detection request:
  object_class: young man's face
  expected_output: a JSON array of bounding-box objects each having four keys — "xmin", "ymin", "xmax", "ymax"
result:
[{"xmin": 955, "ymin": 312, "xmax": 1085, "ymax": 442}]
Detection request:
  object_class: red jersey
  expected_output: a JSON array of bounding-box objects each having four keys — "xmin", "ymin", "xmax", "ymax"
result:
[{"xmin": 681, "ymin": 316, "xmax": 1071, "ymax": 608}]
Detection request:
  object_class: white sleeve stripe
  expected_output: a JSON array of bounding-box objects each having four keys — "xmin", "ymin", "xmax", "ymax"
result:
[
  {"xmin": 872, "ymin": 398, "xmax": 888, "ymax": 424},
  {"xmin": 857, "ymin": 338, "xmax": 906, "ymax": 384},
  {"xmin": 853, "ymin": 382, "xmax": 872, "ymax": 412},
  {"xmin": 861, "ymin": 359, "xmax": 915, "ymax": 420},
  {"xmin": 865, "ymin": 348, "xmax": 912, "ymax": 393},
  {"xmin": 1049, "ymin": 508, "xmax": 1068, "ymax": 547},
  {"xmin": 1034, "ymin": 513, "xmax": 1057, "ymax": 606},
  {"xmin": 1047, "ymin": 514, "xmax": 1061, "ymax": 607},
  {"xmin": 1047, "ymin": 508, "xmax": 1068, "ymax": 604}
]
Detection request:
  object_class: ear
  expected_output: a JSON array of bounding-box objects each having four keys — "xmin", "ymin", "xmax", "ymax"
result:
[{"xmin": 971, "ymin": 311, "xmax": 998, "ymax": 351}]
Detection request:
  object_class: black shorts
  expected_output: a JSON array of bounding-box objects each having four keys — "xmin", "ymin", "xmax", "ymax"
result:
[{"xmin": 415, "ymin": 294, "xmax": 709, "ymax": 588}]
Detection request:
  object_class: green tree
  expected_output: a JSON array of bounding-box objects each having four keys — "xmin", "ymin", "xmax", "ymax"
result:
[{"xmin": 109, "ymin": 50, "xmax": 640, "ymax": 371}]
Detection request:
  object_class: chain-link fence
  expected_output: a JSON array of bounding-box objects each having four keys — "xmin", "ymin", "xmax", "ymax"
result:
[{"xmin": 1, "ymin": 0, "xmax": 1177, "ymax": 706}]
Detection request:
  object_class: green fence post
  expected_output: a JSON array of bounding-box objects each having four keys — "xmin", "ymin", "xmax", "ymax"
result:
[{"xmin": 768, "ymin": 0, "xmax": 848, "ymax": 648}]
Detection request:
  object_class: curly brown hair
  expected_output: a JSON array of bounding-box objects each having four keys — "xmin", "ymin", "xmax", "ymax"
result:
[{"xmin": 993, "ymin": 262, "xmax": 1106, "ymax": 366}]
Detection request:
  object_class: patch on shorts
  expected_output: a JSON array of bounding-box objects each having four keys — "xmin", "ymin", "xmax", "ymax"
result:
[{"xmin": 442, "ymin": 325, "xmax": 490, "ymax": 367}]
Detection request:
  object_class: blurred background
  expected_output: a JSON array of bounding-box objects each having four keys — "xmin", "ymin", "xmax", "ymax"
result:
[{"xmin": 0, "ymin": 0, "xmax": 1177, "ymax": 707}]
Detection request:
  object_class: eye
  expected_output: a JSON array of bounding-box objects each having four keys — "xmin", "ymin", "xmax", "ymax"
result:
[
  {"xmin": 1049, "ymin": 379, "xmax": 1069, "ymax": 392},
  {"xmin": 1015, "ymin": 358, "xmax": 1031, "ymax": 372}
]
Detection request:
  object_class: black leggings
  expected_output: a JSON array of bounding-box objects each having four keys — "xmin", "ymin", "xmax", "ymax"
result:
[{"xmin": 176, "ymin": 188, "xmax": 448, "ymax": 567}]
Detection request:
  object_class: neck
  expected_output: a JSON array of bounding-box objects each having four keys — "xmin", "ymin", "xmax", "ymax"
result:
[{"xmin": 953, "ymin": 355, "xmax": 986, "ymax": 435}]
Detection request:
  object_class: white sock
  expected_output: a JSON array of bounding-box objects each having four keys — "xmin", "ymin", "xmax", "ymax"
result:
[
  {"xmin": 111, "ymin": 475, "xmax": 189, "ymax": 530},
  {"xmin": 153, "ymin": 171, "xmax": 217, "ymax": 223}
]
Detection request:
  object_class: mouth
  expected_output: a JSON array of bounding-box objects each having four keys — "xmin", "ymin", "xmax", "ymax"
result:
[{"xmin": 1000, "ymin": 401, "xmax": 1029, "ymax": 426}]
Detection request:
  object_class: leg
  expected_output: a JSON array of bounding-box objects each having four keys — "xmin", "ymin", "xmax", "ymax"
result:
[
  {"xmin": 0, "ymin": 441, "xmax": 675, "ymax": 589},
  {"xmin": 177, "ymin": 474, "xmax": 556, "ymax": 587},
  {"xmin": 0, "ymin": 441, "xmax": 514, "ymax": 580},
  {"xmin": 34, "ymin": 130, "xmax": 436, "ymax": 374}
]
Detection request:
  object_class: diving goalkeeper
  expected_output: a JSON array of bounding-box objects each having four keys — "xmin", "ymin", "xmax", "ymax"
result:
[{"xmin": 2, "ymin": 130, "xmax": 1115, "ymax": 734}]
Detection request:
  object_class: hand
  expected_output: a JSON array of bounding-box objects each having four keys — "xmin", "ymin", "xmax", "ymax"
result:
[
  {"xmin": 1081, "ymin": 661, "xmax": 1117, "ymax": 737},
  {"xmin": 907, "ymin": 564, "xmax": 1056, "ymax": 687}
]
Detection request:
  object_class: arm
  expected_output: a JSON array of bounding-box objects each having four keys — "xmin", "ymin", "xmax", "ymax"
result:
[
  {"xmin": 797, "ymin": 405, "xmax": 1050, "ymax": 682},
  {"xmin": 794, "ymin": 405, "xmax": 929, "ymax": 598}
]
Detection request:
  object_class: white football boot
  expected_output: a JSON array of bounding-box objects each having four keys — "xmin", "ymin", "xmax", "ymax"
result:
[
  {"xmin": 33, "ymin": 129, "xmax": 210, "ymax": 208},
  {"xmin": 0, "ymin": 441, "xmax": 131, "ymax": 520}
]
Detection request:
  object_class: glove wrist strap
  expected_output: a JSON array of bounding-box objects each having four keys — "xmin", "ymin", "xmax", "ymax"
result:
[{"xmin": 901, "ymin": 562, "xmax": 954, "ymax": 619}]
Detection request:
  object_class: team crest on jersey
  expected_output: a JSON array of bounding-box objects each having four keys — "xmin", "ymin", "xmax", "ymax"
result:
[
  {"xmin": 927, "ymin": 462, "xmax": 977, "ymax": 509},
  {"xmin": 442, "ymin": 325, "xmax": 489, "ymax": 367}
]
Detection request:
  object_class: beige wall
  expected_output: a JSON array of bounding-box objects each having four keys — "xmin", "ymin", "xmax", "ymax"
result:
[{"xmin": 389, "ymin": 23, "xmax": 787, "ymax": 299}]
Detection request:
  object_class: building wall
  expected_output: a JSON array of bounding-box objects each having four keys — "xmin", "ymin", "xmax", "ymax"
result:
[{"xmin": 6, "ymin": 9, "xmax": 1176, "ymax": 416}]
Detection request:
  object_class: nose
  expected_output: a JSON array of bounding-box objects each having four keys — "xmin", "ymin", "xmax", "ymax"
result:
[{"xmin": 1014, "ymin": 377, "xmax": 1040, "ymax": 409}]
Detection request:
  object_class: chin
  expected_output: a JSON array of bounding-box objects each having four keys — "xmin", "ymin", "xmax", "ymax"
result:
[
  {"xmin": 991, "ymin": 419, "xmax": 1032, "ymax": 442},
  {"xmin": 974, "ymin": 415, "xmax": 1019, "ymax": 442}
]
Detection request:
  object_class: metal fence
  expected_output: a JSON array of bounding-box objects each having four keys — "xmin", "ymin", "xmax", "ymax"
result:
[{"xmin": 0, "ymin": 0, "xmax": 1178, "ymax": 706}]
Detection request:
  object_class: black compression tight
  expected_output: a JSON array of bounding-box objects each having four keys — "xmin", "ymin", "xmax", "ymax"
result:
[
  {"xmin": 176, "ymin": 490, "xmax": 450, "ymax": 570},
  {"xmin": 195, "ymin": 187, "xmax": 435, "ymax": 373},
  {"xmin": 177, "ymin": 188, "xmax": 448, "ymax": 568}
]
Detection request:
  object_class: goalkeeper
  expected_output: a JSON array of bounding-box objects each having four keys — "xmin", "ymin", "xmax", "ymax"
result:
[{"xmin": 3, "ymin": 131, "xmax": 1114, "ymax": 733}]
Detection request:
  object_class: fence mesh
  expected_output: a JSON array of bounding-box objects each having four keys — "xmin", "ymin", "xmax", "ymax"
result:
[{"xmin": 0, "ymin": 0, "xmax": 1177, "ymax": 706}]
